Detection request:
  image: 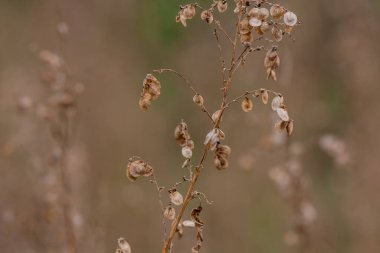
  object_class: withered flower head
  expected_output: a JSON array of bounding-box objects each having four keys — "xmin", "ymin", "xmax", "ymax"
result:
[
  {"xmin": 126, "ymin": 158, "xmax": 153, "ymax": 181},
  {"xmin": 139, "ymin": 74, "xmax": 161, "ymax": 111},
  {"xmin": 264, "ymin": 46, "xmax": 280, "ymax": 81},
  {"xmin": 241, "ymin": 97, "xmax": 253, "ymax": 112},
  {"xmin": 217, "ymin": 0, "xmax": 228, "ymax": 13},
  {"xmin": 201, "ymin": 10, "xmax": 214, "ymax": 24},
  {"xmin": 117, "ymin": 238, "xmax": 131, "ymax": 253},
  {"xmin": 270, "ymin": 4, "xmax": 286, "ymax": 19}
]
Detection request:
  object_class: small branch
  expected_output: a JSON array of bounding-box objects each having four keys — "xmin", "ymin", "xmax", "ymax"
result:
[
  {"xmin": 150, "ymin": 173, "xmax": 167, "ymax": 243},
  {"xmin": 224, "ymin": 89, "xmax": 280, "ymax": 109},
  {"xmin": 213, "ymin": 29, "xmax": 226, "ymax": 89},
  {"xmin": 214, "ymin": 20, "xmax": 234, "ymax": 46},
  {"xmin": 153, "ymin": 69, "xmax": 213, "ymax": 122}
]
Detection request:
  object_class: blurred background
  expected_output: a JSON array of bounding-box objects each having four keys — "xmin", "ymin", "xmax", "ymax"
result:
[{"xmin": 1, "ymin": 0, "xmax": 380, "ymax": 252}]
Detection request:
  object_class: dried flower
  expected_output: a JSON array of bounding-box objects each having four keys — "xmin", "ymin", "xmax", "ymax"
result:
[
  {"xmin": 164, "ymin": 206, "xmax": 176, "ymax": 220},
  {"xmin": 270, "ymin": 4, "xmax": 286, "ymax": 19},
  {"xmin": 176, "ymin": 4, "xmax": 196, "ymax": 27},
  {"xmin": 139, "ymin": 74, "xmax": 161, "ymax": 111},
  {"xmin": 201, "ymin": 10, "xmax": 214, "ymax": 24},
  {"xmin": 271, "ymin": 95, "xmax": 283, "ymax": 110},
  {"xmin": 126, "ymin": 158, "xmax": 154, "ymax": 181},
  {"xmin": 211, "ymin": 109, "xmax": 223, "ymax": 123},
  {"xmin": 193, "ymin": 94, "xmax": 204, "ymax": 107},
  {"xmin": 240, "ymin": 32, "xmax": 254, "ymax": 45},
  {"xmin": 248, "ymin": 8, "xmax": 260, "ymax": 18},
  {"xmin": 217, "ymin": 0, "xmax": 228, "ymax": 13},
  {"xmin": 204, "ymin": 128, "xmax": 224, "ymax": 150},
  {"xmin": 239, "ymin": 17, "xmax": 251, "ymax": 35},
  {"xmin": 271, "ymin": 26, "xmax": 283, "ymax": 42},
  {"xmin": 214, "ymin": 144, "xmax": 231, "ymax": 170},
  {"xmin": 258, "ymin": 8, "xmax": 269, "ymax": 20},
  {"xmin": 284, "ymin": 11, "xmax": 298, "ymax": 27},
  {"xmin": 249, "ymin": 17, "xmax": 262, "ymax": 28},
  {"xmin": 264, "ymin": 47, "xmax": 280, "ymax": 80},
  {"xmin": 181, "ymin": 146, "xmax": 193, "ymax": 159},
  {"xmin": 117, "ymin": 238, "xmax": 131, "ymax": 253},
  {"xmin": 276, "ymin": 107, "xmax": 289, "ymax": 121},
  {"xmin": 241, "ymin": 97, "xmax": 253, "ymax": 112},
  {"xmin": 261, "ymin": 89, "xmax": 269, "ymax": 104},
  {"xmin": 170, "ymin": 190, "xmax": 184, "ymax": 206}
]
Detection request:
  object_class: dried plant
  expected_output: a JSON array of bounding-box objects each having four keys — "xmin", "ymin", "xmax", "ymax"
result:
[
  {"xmin": 18, "ymin": 20, "xmax": 83, "ymax": 253},
  {"xmin": 122, "ymin": 1, "xmax": 301, "ymax": 252}
]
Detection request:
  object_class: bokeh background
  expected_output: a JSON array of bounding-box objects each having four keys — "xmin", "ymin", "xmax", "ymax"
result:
[{"xmin": 1, "ymin": 0, "xmax": 380, "ymax": 252}]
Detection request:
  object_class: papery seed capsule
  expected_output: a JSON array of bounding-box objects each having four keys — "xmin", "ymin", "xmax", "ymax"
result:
[
  {"xmin": 248, "ymin": 8, "xmax": 260, "ymax": 18},
  {"xmin": 271, "ymin": 95, "xmax": 283, "ymax": 110},
  {"xmin": 170, "ymin": 191, "xmax": 184, "ymax": 206},
  {"xmin": 276, "ymin": 108, "xmax": 290, "ymax": 121},
  {"xmin": 261, "ymin": 89, "xmax": 269, "ymax": 104},
  {"xmin": 217, "ymin": 0, "xmax": 228, "ymax": 13},
  {"xmin": 164, "ymin": 206, "xmax": 176, "ymax": 220},
  {"xmin": 216, "ymin": 144, "xmax": 232, "ymax": 157},
  {"xmin": 181, "ymin": 146, "xmax": 193, "ymax": 159},
  {"xmin": 201, "ymin": 10, "xmax": 214, "ymax": 24},
  {"xmin": 239, "ymin": 17, "xmax": 251, "ymax": 35},
  {"xmin": 240, "ymin": 32, "xmax": 253, "ymax": 45},
  {"xmin": 241, "ymin": 97, "xmax": 253, "ymax": 112},
  {"xmin": 126, "ymin": 159, "xmax": 153, "ymax": 181},
  {"xmin": 259, "ymin": 21, "xmax": 270, "ymax": 34},
  {"xmin": 284, "ymin": 11, "xmax": 297, "ymax": 27},
  {"xmin": 286, "ymin": 120, "xmax": 294, "ymax": 135},
  {"xmin": 271, "ymin": 26, "xmax": 283, "ymax": 42},
  {"xmin": 212, "ymin": 109, "xmax": 222, "ymax": 123},
  {"xmin": 183, "ymin": 4, "xmax": 196, "ymax": 19},
  {"xmin": 270, "ymin": 4, "xmax": 286, "ymax": 19},
  {"xmin": 118, "ymin": 238, "xmax": 131, "ymax": 253},
  {"xmin": 249, "ymin": 18, "xmax": 262, "ymax": 28},
  {"xmin": 193, "ymin": 94, "xmax": 204, "ymax": 106},
  {"xmin": 259, "ymin": 8, "xmax": 270, "ymax": 20},
  {"xmin": 182, "ymin": 220, "xmax": 196, "ymax": 227},
  {"xmin": 214, "ymin": 155, "xmax": 229, "ymax": 170}
]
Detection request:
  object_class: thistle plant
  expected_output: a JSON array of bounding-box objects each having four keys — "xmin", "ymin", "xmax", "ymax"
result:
[{"xmin": 121, "ymin": 1, "xmax": 301, "ymax": 252}]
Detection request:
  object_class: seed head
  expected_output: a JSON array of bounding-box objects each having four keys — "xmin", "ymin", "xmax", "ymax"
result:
[
  {"xmin": 271, "ymin": 95, "xmax": 284, "ymax": 110},
  {"xmin": 170, "ymin": 190, "xmax": 184, "ymax": 206},
  {"xmin": 117, "ymin": 238, "xmax": 131, "ymax": 253},
  {"xmin": 276, "ymin": 107, "xmax": 289, "ymax": 121},
  {"xmin": 181, "ymin": 146, "xmax": 193, "ymax": 159},
  {"xmin": 271, "ymin": 26, "xmax": 283, "ymax": 42},
  {"xmin": 201, "ymin": 10, "xmax": 214, "ymax": 24},
  {"xmin": 264, "ymin": 47, "xmax": 280, "ymax": 81},
  {"xmin": 212, "ymin": 109, "xmax": 223, "ymax": 124},
  {"xmin": 284, "ymin": 11, "xmax": 298, "ymax": 27},
  {"xmin": 193, "ymin": 94, "xmax": 204, "ymax": 107},
  {"xmin": 163, "ymin": 206, "xmax": 176, "ymax": 220},
  {"xmin": 270, "ymin": 4, "xmax": 286, "ymax": 19},
  {"xmin": 258, "ymin": 8, "xmax": 269, "ymax": 20},
  {"xmin": 139, "ymin": 74, "xmax": 161, "ymax": 111},
  {"xmin": 126, "ymin": 158, "xmax": 153, "ymax": 182},
  {"xmin": 261, "ymin": 89, "xmax": 269, "ymax": 104},
  {"xmin": 241, "ymin": 97, "xmax": 253, "ymax": 112},
  {"xmin": 217, "ymin": 0, "xmax": 228, "ymax": 13}
]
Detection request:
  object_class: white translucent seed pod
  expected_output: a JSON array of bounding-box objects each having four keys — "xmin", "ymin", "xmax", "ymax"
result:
[
  {"xmin": 249, "ymin": 18, "xmax": 262, "ymax": 27},
  {"xmin": 284, "ymin": 11, "xmax": 298, "ymax": 27},
  {"xmin": 276, "ymin": 108, "xmax": 290, "ymax": 121},
  {"xmin": 271, "ymin": 95, "xmax": 283, "ymax": 111},
  {"xmin": 118, "ymin": 238, "xmax": 131, "ymax": 253},
  {"xmin": 170, "ymin": 191, "xmax": 184, "ymax": 206},
  {"xmin": 181, "ymin": 146, "xmax": 193, "ymax": 159}
]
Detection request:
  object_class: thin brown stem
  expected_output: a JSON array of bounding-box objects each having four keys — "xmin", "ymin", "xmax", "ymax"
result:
[
  {"xmin": 153, "ymin": 68, "xmax": 214, "ymax": 122},
  {"xmin": 224, "ymin": 88, "xmax": 280, "ymax": 108}
]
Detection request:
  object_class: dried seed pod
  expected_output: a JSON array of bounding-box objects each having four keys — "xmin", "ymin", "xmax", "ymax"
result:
[
  {"xmin": 215, "ymin": 144, "xmax": 231, "ymax": 157},
  {"xmin": 176, "ymin": 4, "xmax": 196, "ymax": 27},
  {"xmin": 259, "ymin": 8, "xmax": 269, "ymax": 20},
  {"xmin": 170, "ymin": 191, "xmax": 184, "ymax": 206},
  {"xmin": 212, "ymin": 109, "xmax": 222, "ymax": 123},
  {"xmin": 258, "ymin": 21, "xmax": 270, "ymax": 34},
  {"xmin": 214, "ymin": 155, "xmax": 229, "ymax": 170},
  {"xmin": 239, "ymin": 17, "xmax": 251, "ymax": 35},
  {"xmin": 164, "ymin": 206, "xmax": 176, "ymax": 220},
  {"xmin": 204, "ymin": 128, "xmax": 223, "ymax": 150},
  {"xmin": 271, "ymin": 26, "xmax": 283, "ymax": 42},
  {"xmin": 217, "ymin": 0, "xmax": 228, "ymax": 13},
  {"xmin": 276, "ymin": 108, "xmax": 290, "ymax": 121},
  {"xmin": 271, "ymin": 95, "xmax": 283, "ymax": 110},
  {"xmin": 248, "ymin": 8, "xmax": 260, "ymax": 18},
  {"xmin": 181, "ymin": 146, "xmax": 193, "ymax": 159},
  {"xmin": 241, "ymin": 97, "xmax": 253, "ymax": 112},
  {"xmin": 261, "ymin": 89, "xmax": 269, "ymax": 104},
  {"xmin": 286, "ymin": 119, "xmax": 294, "ymax": 135},
  {"xmin": 182, "ymin": 220, "xmax": 196, "ymax": 227},
  {"xmin": 174, "ymin": 121, "xmax": 191, "ymax": 146},
  {"xmin": 117, "ymin": 238, "xmax": 131, "ymax": 253},
  {"xmin": 201, "ymin": 10, "xmax": 213, "ymax": 24},
  {"xmin": 139, "ymin": 74, "xmax": 161, "ymax": 111},
  {"xmin": 270, "ymin": 4, "xmax": 286, "ymax": 19},
  {"xmin": 264, "ymin": 47, "xmax": 280, "ymax": 81},
  {"xmin": 126, "ymin": 158, "xmax": 153, "ymax": 181},
  {"xmin": 240, "ymin": 32, "xmax": 254, "ymax": 45},
  {"xmin": 249, "ymin": 17, "xmax": 262, "ymax": 28},
  {"xmin": 284, "ymin": 11, "xmax": 298, "ymax": 27},
  {"xmin": 193, "ymin": 94, "xmax": 204, "ymax": 106}
]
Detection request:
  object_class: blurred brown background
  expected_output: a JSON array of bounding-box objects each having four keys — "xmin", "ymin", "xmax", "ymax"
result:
[{"xmin": 1, "ymin": 0, "xmax": 380, "ymax": 252}]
